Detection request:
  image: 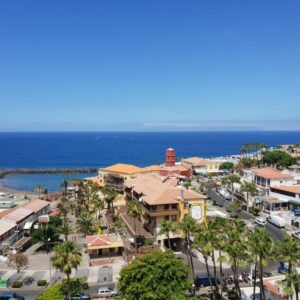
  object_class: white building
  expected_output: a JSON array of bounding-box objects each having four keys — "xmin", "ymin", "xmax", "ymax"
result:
[{"xmin": 244, "ymin": 167, "xmax": 296, "ymax": 195}]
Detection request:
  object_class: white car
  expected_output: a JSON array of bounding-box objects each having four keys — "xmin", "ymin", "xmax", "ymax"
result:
[
  {"xmin": 255, "ymin": 218, "xmax": 266, "ymax": 227},
  {"xmin": 97, "ymin": 287, "xmax": 118, "ymax": 297},
  {"xmin": 292, "ymin": 232, "xmax": 300, "ymax": 240}
]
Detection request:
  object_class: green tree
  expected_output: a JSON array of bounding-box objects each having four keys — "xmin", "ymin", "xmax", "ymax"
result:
[
  {"xmin": 76, "ymin": 211, "xmax": 95, "ymax": 236},
  {"xmin": 103, "ymin": 187, "xmax": 118, "ymax": 214},
  {"xmin": 127, "ymin": 199, "xmax": 142, "ymax": 254},
  {"xmin": 262, "ymin": 151, "xmax": 296, "ymax": 169},
  {"xmin": 224, "ymin": 218, "xmax": 248, "ymax": 299},
  {"xmin": 224, "ymin": 174, "xmax": 240, "ymax": 201},
  {"xmin": 91, "ymin": 193, "xmax": 104, "ymax": 226},
  {"xmin": 240, "ymin": 181, "xmax": 257, "ymax": 211},
  {"xmin": 58, "ymin": 219, "xmax": 74, "ymax": 241},
  {"xmin": 31, "ymin": 216, "xmax": 62, "ymax": 245},
  {"xmin": 158, "ymin": 220, "xmax": 177, "ymax": 249},
  {"xmin": 194, "ymin": 223, "xmax": 216, "ymax": 295},
  {"xmin": 7, "ymin": 252, "xmax": 29, "ymax": 274},
  {"xmin": 219, "ymin": 162, "xmax": 234, "ymax": 173},
  {"xmin": 278, "ymin": 268, "xmax": 300, "ymax": 300},
  {"xmin": 248, "ymin": 227, "xmax": 274, "ymax": 300},
  {"xmin": 178, "ymin": 215, "xmax": 198, "ymax": 279},
  {"xmin": 38, "ymin": 282, "xmax": 64, "ymax": 300},
  {"xmin": 35, "ymin": 185, "xmax": 44, "ymax": 199},
  {"xmin": 51, "ymin": 241, "xmax": 82, "ymax": 300},
  {"xmin": 118, "ymin": 250, "xmax": 192, "ymax": 300}
]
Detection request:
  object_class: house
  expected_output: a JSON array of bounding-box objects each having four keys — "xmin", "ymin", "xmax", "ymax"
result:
[
  {"xmin": 125, "ymin": 173, "xmax": 207, "ymax": 238},
  {"xmin": 244, "ymin": 167, "xmax": 296, "ymax": 195},
  {"xmin": 0, "ymin": 199, "xmax": 50, "ymax": 253},
  {"xmin": 182, "ymin": 157, "xmax": 221, "ymax": 175},
  {"xmin": 269, "ymin": 185, "xmax": 300, "ymax": 210},
  {"xmin": 97, "ymin": 163, "xmax": 161, "ymax": 191},
  {"xmin": 85, "ymin": 233, "xmax": 124, "ymax": 259}
]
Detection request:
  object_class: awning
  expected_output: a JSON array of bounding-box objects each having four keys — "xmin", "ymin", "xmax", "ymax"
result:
[{"xmin": 23, "ymin": 221, "xmax": 34, "ymax": 230}]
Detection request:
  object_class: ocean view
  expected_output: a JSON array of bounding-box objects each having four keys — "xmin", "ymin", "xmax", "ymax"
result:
[{"xmin": 0, "ymin": 131, "xmax": 299, "ymax": 191}]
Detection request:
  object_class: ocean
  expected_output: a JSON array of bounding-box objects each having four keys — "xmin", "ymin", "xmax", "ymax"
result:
[{"xmin": 0, "ymin": 131, "xmax": 299, "ymax": 191}]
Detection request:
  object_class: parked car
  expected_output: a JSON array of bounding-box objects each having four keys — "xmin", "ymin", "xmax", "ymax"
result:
[
  {"xmin": 292, "ymin": 232, "xmax": 300, "ymax": 240},
  {"xmin": 255, "ymin": 218, "xmax": 266, "ymax": 227},
  {"xmin": 98, "ymin": 287, "xmax": 118, "ymax": 297},
  {"xmin": 71, "ymin": 292, "xmax": 90, "ymax": 300},
  {"xmin": 0, "ymin": 292, "xmax": 25, "ymax": 300},
  {"xmin": 294, "ymin": 209, "xmax": 300, "ymax": 217},
  {"xmin": 194, "ymin": 274, "xmax": 219, "ymax": 288}
]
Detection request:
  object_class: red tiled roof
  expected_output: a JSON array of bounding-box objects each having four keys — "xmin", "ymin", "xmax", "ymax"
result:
[
  {"xmin": 271, "ymin": 185, "xmax": 300, "ymax": 194},
  {"xmin": 250, "ymin": 167, "xmax": 293, "ymax": 180},
  {"xmin": 85, "ymin": 234, "xmax": 111, "ymax": 247}
]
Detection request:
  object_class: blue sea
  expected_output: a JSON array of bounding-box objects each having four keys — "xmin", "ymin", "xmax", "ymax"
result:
[{"xmin": 0, "ymin": 131, "xmax": 299, "ymax": 191}]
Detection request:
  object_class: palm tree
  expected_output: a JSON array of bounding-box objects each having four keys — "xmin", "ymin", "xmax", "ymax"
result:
[
  {"xmin": 104, "ymin": 187, "xmax": 118, "ymax": 215},
  {"xmin": 91, "ymin": 194, "xmax": 104, "ymax": 226},
  {"xmin": 248, "ymin": 227, "xmax": 273, "ymax": 300},
  {"xmin": 52, "ymin": 241, "xmax": 82, "ymax": 300},
  {"xmin": 240, "ymin": 181, "xmax": 257, "ymax": 211},
  {"xmin": 35, "ymin": 185, "xmax": 44, "ymax": 199},
  {"xmin": 224, "ymin": 218, "xmax": 248, "ymax": 299},
  {"xmin": 127, "ymin": 200, "xmax": 142, "ymax": 254},
  {"xmin": 224, "ymin": 174, "xmax": 240, "ymax": 201},
  {"xmin": 76, "ymin": 212, "xmax": 95, "ymax": 236},
  {"xmin": 275, "ymin": 236, "xmax": 300, "ymax": 272},
  {"xmin": 178, "ymin": 215, "xmax": 198, "ymax": 279},
  {"xmin": 158, "ymin": 220, "xmax": 177, "ymax": 249},
  {"xmin": 59, "ymin": 219, "xmax": 74, "ymax": 241},
  {"xmin": 278, "ymin": 268, "xmax": 300, "ymax": 300},
  {"xmin": 194, "ymin": 223, "xmax": 216, "ymax": 295}
]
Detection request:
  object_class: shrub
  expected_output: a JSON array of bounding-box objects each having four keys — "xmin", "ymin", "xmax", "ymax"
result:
[
  {"xmin": 37, "ymin": 279, "xmax": 48, "ymax": 286},
  {"xmin": 144, "ymin": 238, "xmax": 155, "ymax": 246},
  {"xmin": 12, "ymin": 280, "xmax": 23, "ymax": 288}
]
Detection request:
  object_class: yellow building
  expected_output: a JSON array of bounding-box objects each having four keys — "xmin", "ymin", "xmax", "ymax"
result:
[
  {"xmin": 125, "ymin": 173, "xmax": 207, "ymax": 237},
  {"xmin": 182, "ymin": 157, "xmax": 220, "ymax": 175},
  {"xmin": 96, "ymin": 163, "xmax": 161, "ymax": 191}
]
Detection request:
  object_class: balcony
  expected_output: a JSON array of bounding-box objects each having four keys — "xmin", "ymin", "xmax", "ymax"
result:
[{"xmin": 143, "ymin": 206, "xmax": 178, "ymax": 217}]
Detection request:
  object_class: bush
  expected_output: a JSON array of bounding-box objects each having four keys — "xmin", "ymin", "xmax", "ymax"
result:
[
  {"xmin": 12, "ymin": 280, "xmax": 23, "ymax": 288},
  {"xmin": 37, "ymin": 279, "xmax": 48, "ymax": 286},
  {"xmin": 249, "ymin": 207, "xmax": 260, "ymax": 216},
  {"xmin": 144, "ymin": 238, "xmax": 155, "ymax": 246}
]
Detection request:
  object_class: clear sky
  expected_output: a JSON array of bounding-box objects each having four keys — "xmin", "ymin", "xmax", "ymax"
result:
[{"xmin": 1, "ymin": 0, "xmax": 300, "ymax": 131}]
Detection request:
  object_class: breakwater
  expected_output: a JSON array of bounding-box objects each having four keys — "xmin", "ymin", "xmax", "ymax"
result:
[{"xmin": 0, "ymin": 168, "xmax": 98, "ymax": 179}]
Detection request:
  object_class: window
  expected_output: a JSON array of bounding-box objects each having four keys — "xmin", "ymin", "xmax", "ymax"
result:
[
  {"xmin": 171, "ymin": 215, "xmax": 177, "ymax": 222},
  {"xmin": 164, "ymin": 204, "xmax": 169, "ymax": 210},
  {"xmin": 164, "ymin": 216, "xmax": 169, "ymax": 220},
  {"xmin": 172, "ymin": 204, "xmax": 177, "ymax": 209}
]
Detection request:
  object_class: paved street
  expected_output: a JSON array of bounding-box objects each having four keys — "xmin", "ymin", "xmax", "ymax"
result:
[{"xmin": 208, "ymin": 188, "xmax": 287, "ymax": 241}]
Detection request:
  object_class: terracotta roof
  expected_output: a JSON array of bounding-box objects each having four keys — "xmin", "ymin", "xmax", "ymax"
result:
[
  {"xmin": 264, "ymin": 280, "xmax": 283, "ymax": 297},
  {"xmin": 0, "ymin": 219, "xmax": 16, "ymax": 236},
  {"xmin": 125, "ymin": 173, "xmax": 205, "ymax": 205},
  {"xmin": 250, "ymin": 167, "xmax": 293, "ymax": 180},
  {"xmin": 21, "ymin": 199, "xmax": 49, "ymax": 213},
  {"xmin": 85, "ymin": 233, "xmax": 124, "ymax": 248},
  {"xmin": 161, "ymin": 164, "xmax": 190, "ymax": 172},
  {"xmin": 271, "ymin": 185, "xmax": 300, "ymax": 195},
  {"xmin": 183, "ymin": 157, "xmax": 216, "ymax": 165},
  {"xmin": 100, "ymin": 163, "xmax": 161, "ymax": 175},
  {"xmin": 3, "ymin": 207, "xmax": 33, "ymax": 223}
]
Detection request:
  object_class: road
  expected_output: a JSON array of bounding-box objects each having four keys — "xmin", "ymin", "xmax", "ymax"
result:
[
  {"xmin": 0, "ymin": 282, "xmax": 116, "ymax": 300},
  {"xmin": 208, "ymin": 188, "xmax": 286, "ymax": 241}
]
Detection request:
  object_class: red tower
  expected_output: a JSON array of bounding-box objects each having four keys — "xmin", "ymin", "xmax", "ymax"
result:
[{"xmin": 165, "ymin": 148, "xmax": 176, "ymax": 167}]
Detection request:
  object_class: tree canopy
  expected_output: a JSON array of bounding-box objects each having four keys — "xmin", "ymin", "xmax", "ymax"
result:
[
  {"xmin": 118, "ymin": 250, "xmax": 192, "ymax": 300},
  {"xmin": 219, "ymin": 162, "xmax": 234, "ymax": 172},
  {"xmin": 262, "ymin": 151, "xmax": 296, "ymax": 169}
]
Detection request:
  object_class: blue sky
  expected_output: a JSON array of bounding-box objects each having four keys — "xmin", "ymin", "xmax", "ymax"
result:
[{"xmin": 0, "ymin": 0, "xmax": 300, "ymax": 131}]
